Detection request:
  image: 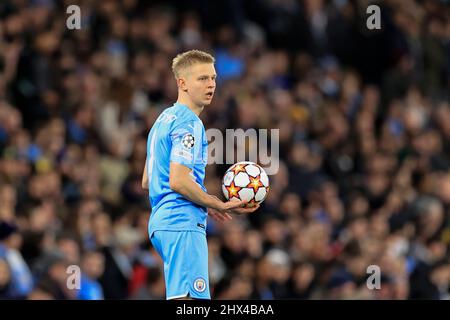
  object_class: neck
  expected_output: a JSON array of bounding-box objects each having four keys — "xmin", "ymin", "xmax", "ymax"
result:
[{"xmin": 177, "ymin": 96, "xmax": 203, "ymax": 116}]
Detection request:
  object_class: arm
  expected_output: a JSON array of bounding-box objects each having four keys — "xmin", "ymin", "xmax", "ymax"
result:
[
  {"xmin": 169, "ymin": 162, "xmax": 227, "ymax": 210},
  {"xmin": 142, "ymin": 159, "xmax": 148, "ymax": 189},
  {"xmin": 169, "ymin": 162, "xmax": 258, "ymax": 215},
  {"xmin": 168, "ymin": 122, "xmax": 258, "ymax": 217}
]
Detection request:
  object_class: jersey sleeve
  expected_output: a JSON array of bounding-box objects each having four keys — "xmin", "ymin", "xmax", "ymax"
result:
[{"xmin": 170, "ymin": 120, "xmax": 201, "ymax": 169}]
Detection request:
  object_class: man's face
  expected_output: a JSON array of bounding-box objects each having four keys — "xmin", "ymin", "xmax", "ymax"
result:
[{"xmin": 179, "ymin": 63, "xmax": 216, "ymax": 107}]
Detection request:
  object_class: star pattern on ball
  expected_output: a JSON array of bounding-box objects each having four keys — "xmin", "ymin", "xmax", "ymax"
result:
[
  {"xmin": 231, "ymin": 164, "xmax": 247, "ymax": 175},
  {"xmin": 226, "ymin": 181, "xmax": 241, "ymax": 199},
  {"xmin": 222, "ymin": 162, "xmax": 270, "ymax": 206},
  {"xmin": 248, "ymin": 176, "xmax": 263, "ymax": 193}
]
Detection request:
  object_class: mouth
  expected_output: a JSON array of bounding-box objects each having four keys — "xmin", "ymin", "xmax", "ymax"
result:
[{"xmin": 205, "ymin": 92, "xmax": 214, "ymax": 99}]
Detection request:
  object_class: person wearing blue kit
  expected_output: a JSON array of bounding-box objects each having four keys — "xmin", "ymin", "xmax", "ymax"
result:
[{"xmin": 142, "ymin": 50, "xmax": 259, "ymax": 300}]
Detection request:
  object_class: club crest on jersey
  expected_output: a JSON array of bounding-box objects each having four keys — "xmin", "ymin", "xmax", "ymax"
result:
[
  {"xmin": 193, "ymin": 277, "xmax": 206, "ymax": 293},
  {"xmin": 182, "ymin": 133, "xmax": 195, "ymax": 149}
]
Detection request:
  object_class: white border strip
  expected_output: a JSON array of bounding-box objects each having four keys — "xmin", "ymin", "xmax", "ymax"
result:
[{"xmin": 167, "ymin": 293, "xmax": 189, "ymax": 300}]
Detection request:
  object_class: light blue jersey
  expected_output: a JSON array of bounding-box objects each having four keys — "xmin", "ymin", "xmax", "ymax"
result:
[{"xmin": 146, "ymin": 103, "xmax": 208, "ymax": 237}]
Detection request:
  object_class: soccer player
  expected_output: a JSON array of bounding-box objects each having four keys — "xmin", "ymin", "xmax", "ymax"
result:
[{"xmin": 142, "ymin": 50, "xmax": 259, "ymax": 300}]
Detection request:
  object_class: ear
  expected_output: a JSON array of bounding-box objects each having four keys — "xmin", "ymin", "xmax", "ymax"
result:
[{"xmin": 178, "ymin": 77, "xmax": 188, "ymax": 92}]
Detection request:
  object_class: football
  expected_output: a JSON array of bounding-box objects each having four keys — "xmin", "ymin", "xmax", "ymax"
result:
[{"xmin": 222, "ymin": 161, "xmax": 270, "ymax": 207}]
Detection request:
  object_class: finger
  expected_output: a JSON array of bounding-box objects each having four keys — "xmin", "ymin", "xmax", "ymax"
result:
[
  {"xmin": 236, "ymin": 205, "xmax": 259, "ymax": 214},
  {"xmin": 248, "ymin": 203, "xmax": 260, "ymax": 210},
  {"xmin": 208, "ymin": 209, "xmax": 224, "ymax": 222},
  {"xmin": 209, "ymin": 208, "xmax": 232, "ymax": 222},
  {"xmin": 240, "ymin": 203, "xmax": 259, "ymax": 211},
  {"xmin": 208, "ymin": 211, "xmax": 221, "ymax": 222},
  {"xmin": 210, "ymin": 210, "xmax": 225, "ymax": 222},
  {"xmin": 216, "ymin": 209, "xmax": 232, "ymax": 221},
  {"xmin": 222, "ymin": 212, "xmax": 233, "ymax": 220},
  {"xmin": 228, "ymin": 198, "xmax": 247, "ymax": 206},
  {"xmin": 226, "ymin": 200, "xmax": 247, "ymax": 209}
]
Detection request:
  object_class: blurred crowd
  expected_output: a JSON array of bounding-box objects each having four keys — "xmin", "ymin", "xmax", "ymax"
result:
[{"xmin": 0, "ymin": 0, "xmax": 449, "ymax": 300}]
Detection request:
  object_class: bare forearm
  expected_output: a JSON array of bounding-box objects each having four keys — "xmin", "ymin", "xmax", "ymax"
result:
[{"xmin": 171, "ymin": 177, "xmax": 221, "ymax": 210}]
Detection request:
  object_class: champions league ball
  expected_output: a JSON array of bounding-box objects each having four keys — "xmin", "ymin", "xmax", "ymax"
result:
[{"xmin": 222, "ymin": 161, "xmax": 270, "ymax": 208}]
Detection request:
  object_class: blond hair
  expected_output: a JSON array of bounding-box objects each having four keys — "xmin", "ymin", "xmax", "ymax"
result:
[{"xmin": 171, "ymin": 50, "xmax": 215, "ymax": 79}]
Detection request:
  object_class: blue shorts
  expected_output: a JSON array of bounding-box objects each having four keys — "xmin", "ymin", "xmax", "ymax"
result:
[{"xmin": 150, "ymin": 230, "xmax": 210, "ymax": 300}]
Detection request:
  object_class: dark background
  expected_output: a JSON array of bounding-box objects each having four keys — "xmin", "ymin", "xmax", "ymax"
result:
[{"xmin": 0, "ymin": 0, "xmax": 449, "ymax": 300}]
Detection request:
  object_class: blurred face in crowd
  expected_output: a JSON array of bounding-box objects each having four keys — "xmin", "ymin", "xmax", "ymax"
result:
[
  {"xmin": 0, "ymin": 185, "xmax": 16, "ymax": 209},
  {"xmin": 27, "ymin": 288, "xmax": 54, "ymax": 300},
  {"xmin": 217, "ymin": 275, "xmax": 253, "ymax": 299},
  {"xmin": 263, "ymin": 219, "xmax": 286, "ymax": 246},
  {"xmin": 256, "ymin": 258, "xmax": 272, "ymax": 283},
  {"xmin": 82, "ymin": 252, "xmax": 105, "ymax": 279},
  {"xmin": 417, "ymin": 202, "xmax": 444, "ymax": 240},
  {"xmin": 293, "ymin": 263, "xmax": 315, "ymax": 291},
  {"xmin": 431, "ymin": 264, "xmax": 450, "ymax": 288},
  {"xmin": 5, "ymin": 232, "xmax": 22, "ymax": 250},
  {"xmin": 177, "ymin": 63, "xmax": 216, "ymax": 108},
  {"xmin": 222, "ymin": 222, "xmax": 245, "ymax": 253},
  {"xmin": 437, "ymin": 174, "xmax": 450, "ymax": 204},
  {"xmin": 49, "ymin": 260, "xmax": 69, "ymax": 284},
  {"xmin": 0, "ymin": 259, "xmax": 11, "ymax": 289},
  {"xmin": 280, "ymin": 193, "xmax": 301, "ymax": 216},
  {"xmin": 58, "ymin": 238, "xmax": 80, "ymax": 265},
  {"xmin": 92, "ymin": 213, "xmax": 112, "ymax": 246}
]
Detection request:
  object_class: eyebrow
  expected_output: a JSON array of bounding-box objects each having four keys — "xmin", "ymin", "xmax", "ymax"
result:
[{"xmin": 198, "ymin": 74, "xmax": 217, "ymax": 78}]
